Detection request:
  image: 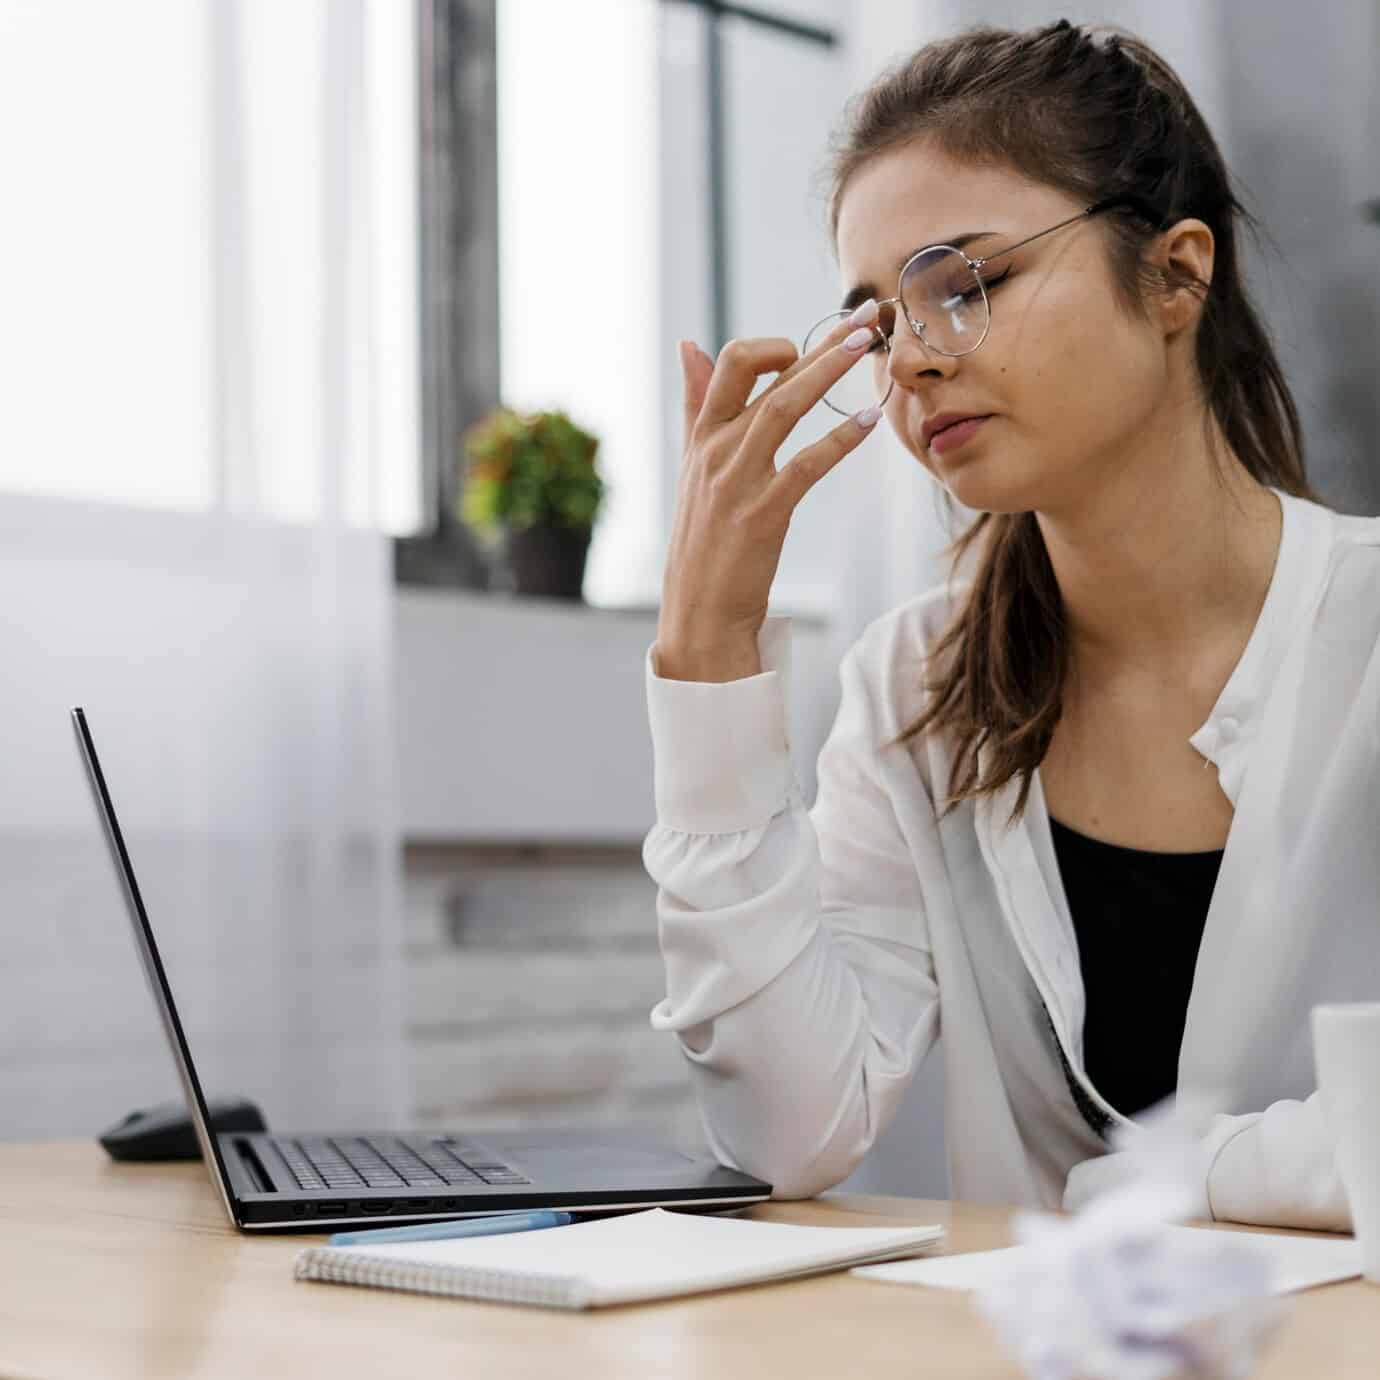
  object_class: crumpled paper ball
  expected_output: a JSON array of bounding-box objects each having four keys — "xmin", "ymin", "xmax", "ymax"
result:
[{"xmin": 973, "ymin": 1095, "xmax": 1289, "ymax": 1380}]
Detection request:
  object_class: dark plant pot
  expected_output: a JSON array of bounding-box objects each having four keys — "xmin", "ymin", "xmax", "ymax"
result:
[{"xmin": 501, "ymin": 521, "xmax": 591, "ymax": 600}]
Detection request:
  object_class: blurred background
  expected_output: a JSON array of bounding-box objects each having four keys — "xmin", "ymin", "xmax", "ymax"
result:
[{"xmin": 1, "ymin": 0, "xmax": 1375, "ymax": 1201}]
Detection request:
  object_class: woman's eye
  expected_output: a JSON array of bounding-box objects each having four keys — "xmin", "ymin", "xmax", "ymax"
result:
[{"xmin": 957, "ymin": 267, "xmax": 1012, "ymax": 303}]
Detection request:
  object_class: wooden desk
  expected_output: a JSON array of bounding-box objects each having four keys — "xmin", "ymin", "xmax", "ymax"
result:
[{"xmin": 1, "ymin": 1141, "xmax": 1374, "ymax": 1380}]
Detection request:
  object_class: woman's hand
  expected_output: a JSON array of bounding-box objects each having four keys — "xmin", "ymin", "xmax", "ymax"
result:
[{"xmin": 655, "ymin": 301, "xmax": 883, "ymax": 681}]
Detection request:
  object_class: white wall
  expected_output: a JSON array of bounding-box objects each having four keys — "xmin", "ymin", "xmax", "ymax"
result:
[{"xmin": 1215, "ymin": 0, "xmax": 1379, "ymax": 514}]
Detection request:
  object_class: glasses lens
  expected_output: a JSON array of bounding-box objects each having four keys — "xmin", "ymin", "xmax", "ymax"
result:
[
  {"xmin": 802, "ymin": 306, "xmax": 895, "ymax": 418},
  {"xmin": 900, "ymin": 246, "xmax": 988, "ymax": 355}
]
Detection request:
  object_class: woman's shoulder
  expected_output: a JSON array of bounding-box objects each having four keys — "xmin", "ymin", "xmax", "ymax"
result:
[
  {"xmin": 1326, "ymin": 505, "xmax": 1380, "ymax": 553},
  {"xmin": 1301, "ymin": 495, "xmax": 1380, "ymax": 608},
  {"xmin": 1288, "ymin": 488, "xmax": 1380, "ymax": 549}
]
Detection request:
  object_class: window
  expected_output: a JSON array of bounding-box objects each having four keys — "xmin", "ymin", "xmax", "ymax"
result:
[
  {"xmin": 0, "ymin": 1, "xmax": 213, "ymax": 513},
  {"xmin": 657, "ymin": 0, "xmax": 846, "ymax": 616},
  {"xmin": 405, "ymin": 0, "xmax": 666, "ymax": 604},
  {"xmin": 0, "ymin": 0, "xmax": 422, "ymax": 532},
  {"xmin": 496, "ymin": 0, "xmax": 663, "ymax": 607}
]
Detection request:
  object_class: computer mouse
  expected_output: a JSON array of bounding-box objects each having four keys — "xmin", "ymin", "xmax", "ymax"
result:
[{"xmin": 99, "ymin": 1096, "xmax": 268, "ymax": 1161}]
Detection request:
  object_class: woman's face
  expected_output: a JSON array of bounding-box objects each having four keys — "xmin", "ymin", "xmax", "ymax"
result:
[{"xmin": 834, "ymin": 142, "xmax": 1174, "ymax": 516}]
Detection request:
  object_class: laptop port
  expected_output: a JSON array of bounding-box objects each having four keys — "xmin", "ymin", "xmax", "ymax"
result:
[
  {"xmin": 316, "ymin": 1202, "xmax": 346, "ymax": 1213},
  {"xmin": 360, "ymin": 1200, "xmax": 393, "ymax": 1214}
]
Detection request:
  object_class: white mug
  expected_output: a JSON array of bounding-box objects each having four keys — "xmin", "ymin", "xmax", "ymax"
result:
[{"xmin": 1312, "ymin": 1002, "xmax": 1380, "ymax": 1283}]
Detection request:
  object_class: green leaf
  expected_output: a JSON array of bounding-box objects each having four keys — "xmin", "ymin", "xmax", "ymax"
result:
[{"xmin": 456, "ymin": 405, "xmax": 606, "ymax": 536}]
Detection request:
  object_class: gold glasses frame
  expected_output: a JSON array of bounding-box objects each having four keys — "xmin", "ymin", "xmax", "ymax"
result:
[{"xmin": 806, "ymin": 194, "xmax": 1167, "ymax": 416}]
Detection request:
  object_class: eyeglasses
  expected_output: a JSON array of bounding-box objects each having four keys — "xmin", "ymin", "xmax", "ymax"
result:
[{"xmin": 805, "ymin": 194, "xmax": 1166, "ymax": 417}]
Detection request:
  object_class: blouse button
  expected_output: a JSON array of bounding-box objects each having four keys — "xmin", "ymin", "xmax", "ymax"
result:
[{"xmin": 1217, "ymin": 715, "xmax": 1241, "ymax": 742}]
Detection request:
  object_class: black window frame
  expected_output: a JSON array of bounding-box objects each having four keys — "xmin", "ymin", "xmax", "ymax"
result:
[{"xmin": 395, "ymin": 0, "xmax": 495, "ymax": 588}]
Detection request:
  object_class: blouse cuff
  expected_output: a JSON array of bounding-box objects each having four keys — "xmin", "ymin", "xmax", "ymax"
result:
[{"xmin": 645, "ymin": 616, "xmax": 797, "ymax": 835}]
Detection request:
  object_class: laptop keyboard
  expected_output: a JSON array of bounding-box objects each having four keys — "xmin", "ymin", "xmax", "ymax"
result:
[{"xmin": 276, "ymin": 1136, "xmax": 531, "ymax": 1191}]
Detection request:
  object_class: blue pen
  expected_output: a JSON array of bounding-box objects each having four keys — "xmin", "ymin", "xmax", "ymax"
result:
[{"xmin": 329, "ymin": 1209, "xmax": 574, "ymax": 1247}]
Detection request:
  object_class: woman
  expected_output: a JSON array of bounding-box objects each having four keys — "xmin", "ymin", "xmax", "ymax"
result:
[{"xmin": 643, "ymin": 18, "xmax": 1380, "ymax": 1229}]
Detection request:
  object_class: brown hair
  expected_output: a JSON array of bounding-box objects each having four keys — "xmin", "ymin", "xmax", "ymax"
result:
[{"xmin": 819, "ymin": 17, "xmax": 1319, "ymax": 825}]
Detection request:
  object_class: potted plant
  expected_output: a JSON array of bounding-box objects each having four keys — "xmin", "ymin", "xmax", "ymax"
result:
[{"xmin": 457, "ymin": 406, "xmax": 608, "ymax": 600}]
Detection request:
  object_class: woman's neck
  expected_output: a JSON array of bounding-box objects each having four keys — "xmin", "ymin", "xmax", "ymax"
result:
[{"xmin": 1035, "ymin": 429, "xmax": 1283, "ymax": 692}]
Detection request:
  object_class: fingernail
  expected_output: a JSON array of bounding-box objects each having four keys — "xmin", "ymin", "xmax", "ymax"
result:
[
  {"xmin": 854, "ymin": 404, "xmax": 883, "ymax": 428},
  {"xmin": 843, "ymin": 327, "xmax": 873, "ymax": 352},
  {"xmin": 846, "ymin": 298, "xmax": 878, "ymax": 328},
  {"xmin": 677, "ymin": 340, "xmax": 690, "ymax": 369}
]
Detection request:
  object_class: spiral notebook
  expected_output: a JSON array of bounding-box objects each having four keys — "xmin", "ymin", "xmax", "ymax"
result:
[{"xmin": 293, "ymin": 1207, "xmax": 945, "ymax": 1310}]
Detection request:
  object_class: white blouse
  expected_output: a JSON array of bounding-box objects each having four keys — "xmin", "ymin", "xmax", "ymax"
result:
[{"xmin": 641, "ymin": 488, "xmax": 1380, "ymax": 1228}]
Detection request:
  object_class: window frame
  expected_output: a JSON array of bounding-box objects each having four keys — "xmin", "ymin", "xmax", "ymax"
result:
[
  {"xmin": 395, "ymin": 0, "xmax": 494, "ymax": 588},
  {"xmin": 396, "ymin": 0, "xmax": 839, "ymax": 590}
]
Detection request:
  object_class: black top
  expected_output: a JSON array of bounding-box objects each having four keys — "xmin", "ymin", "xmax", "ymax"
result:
[{"xmin": 1048, "ymin": 815, "xmax": 1224, "ymax": 1123}]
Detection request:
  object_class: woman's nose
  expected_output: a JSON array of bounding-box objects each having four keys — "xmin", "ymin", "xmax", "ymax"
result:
[{"xmin": 886, "ymin": 319, "xmax": 958, "ymax": 385}]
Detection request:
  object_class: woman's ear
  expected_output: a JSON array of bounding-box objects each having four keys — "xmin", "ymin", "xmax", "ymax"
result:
[{"xmin": 1154, "ymin": 217, "xmax": 1215, "ymax": 337}]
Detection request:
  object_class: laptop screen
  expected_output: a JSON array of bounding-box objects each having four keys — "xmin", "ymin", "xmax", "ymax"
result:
[{"xmin": 71, "ymin": 706, "xmax": 246, "ymax": 1221}]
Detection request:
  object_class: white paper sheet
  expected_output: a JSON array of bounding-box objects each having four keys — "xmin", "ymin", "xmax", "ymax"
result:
[{"xmin": 852, "ymin": 1225, "xmax": 1360, "ymax": 1295}]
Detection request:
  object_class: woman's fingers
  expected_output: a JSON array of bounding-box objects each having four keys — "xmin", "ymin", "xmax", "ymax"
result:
[
  {"xmin": 735, "ymin": 309, "xmax": 881, "ymax": 469},
  {"xmin": 737, "ymin": 300, "xmax": 881, "ymax": 430},
  {"xmin": 695, "ymin": 337, "xmax": 801, "ymax": 431},
  {"xmin": 768, "ymin": 405, "xmax": 882, "ymax": 513},
  {"xmin": 695, "ymin": 300, "xmax": 881, "ymax": 452},
  {"xmin": 678, "ymin": 340, "xmax": 714, "ymax": 450},
  {"xmin": 659, "ymin": 307, "xmax": 883, "ymax": 657}
]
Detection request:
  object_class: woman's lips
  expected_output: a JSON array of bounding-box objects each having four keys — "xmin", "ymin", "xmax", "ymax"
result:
[{"xmin": 929, "ymin": 415, "xmax": 992, "ymax": 455}]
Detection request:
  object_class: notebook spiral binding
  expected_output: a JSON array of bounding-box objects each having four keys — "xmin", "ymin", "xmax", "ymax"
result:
[{"xmin": 294, "ymin": 1247, "xmax": 590, "ymax": 1309}]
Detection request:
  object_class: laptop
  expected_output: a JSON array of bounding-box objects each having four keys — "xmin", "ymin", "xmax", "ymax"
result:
[{"xmin": 72, "ymin": 706, "xmax": 772, "ymax": 1233}]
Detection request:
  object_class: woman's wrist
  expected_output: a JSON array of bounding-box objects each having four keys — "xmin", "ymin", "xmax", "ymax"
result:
[{"xmin": 652, "ymin": 634, "xmax": 763, "ymax": 683}]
